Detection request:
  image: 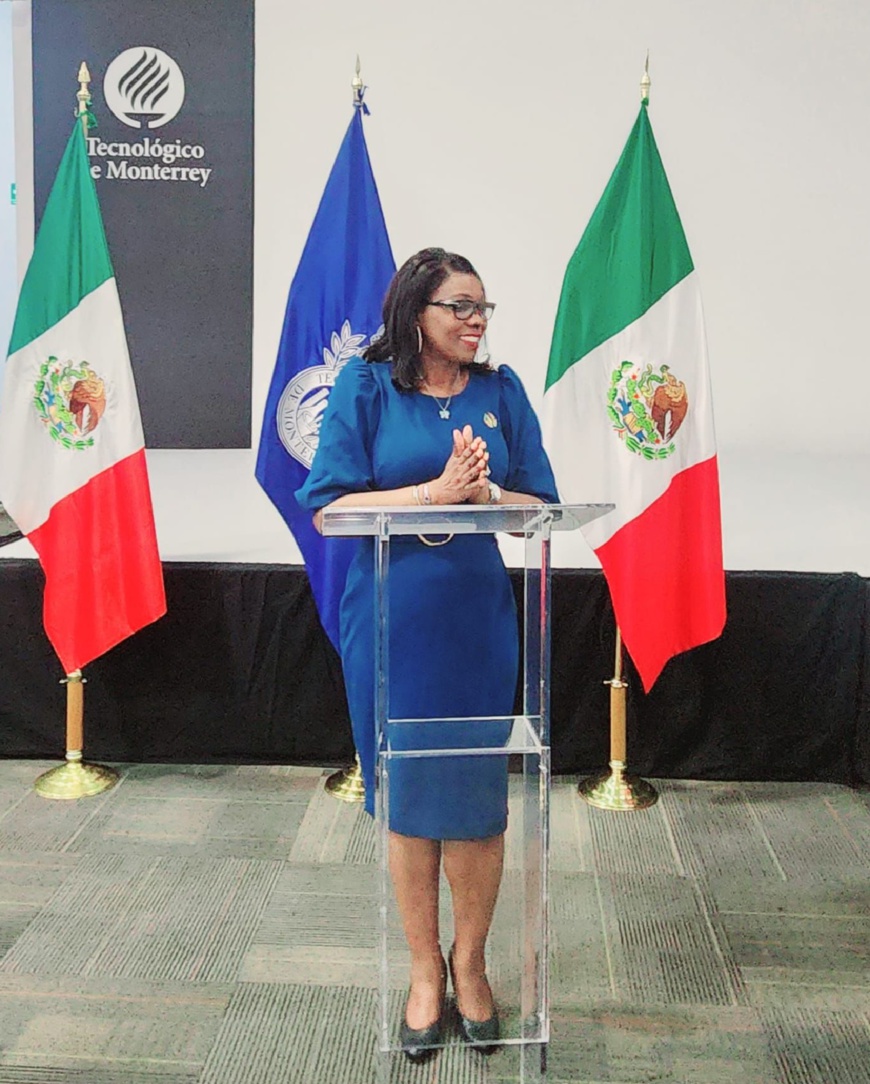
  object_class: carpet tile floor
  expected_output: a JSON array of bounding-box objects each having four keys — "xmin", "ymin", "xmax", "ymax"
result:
[{"xmin": 0, "ymin": 761, "xmax": 867, "ymax": 1083}]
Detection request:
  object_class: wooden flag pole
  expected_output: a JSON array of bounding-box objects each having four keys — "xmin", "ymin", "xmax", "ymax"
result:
[
  {"xmin": 33, "ymin": 63, "xmax": 118, "ymax": 800},
  {"xmin": 324, "ymin": 57, "xmax": 370, "ymax": 806},
  {"xmin": 34, "ymin": 671, "xmax": 118, "ymax": 799},
  {"xmin": 577, "ymin": 624, "xmax": 658, "ymax": 811},
  {"xmin": 577, "ymin": 58, "xmax": 658, "ymax": 812}
]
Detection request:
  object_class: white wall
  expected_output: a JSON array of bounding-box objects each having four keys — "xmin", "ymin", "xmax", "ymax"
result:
[
  {"xmin": 5, "ymin": 0, "xmax": 869, "ymax": 570},
  {"xmin": 254, "ymin": 0, "xmax": 870, "ymax": 456}
]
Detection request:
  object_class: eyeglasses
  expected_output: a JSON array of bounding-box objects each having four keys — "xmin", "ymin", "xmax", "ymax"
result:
[{"xmin": 426, "ymin": 299, "xmax": 496, "ymax": 321}]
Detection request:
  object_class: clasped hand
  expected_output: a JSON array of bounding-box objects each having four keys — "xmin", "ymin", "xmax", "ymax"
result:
[{"xmin": 429, "ymin": 424, "xmax": 489, "ymax": 504}]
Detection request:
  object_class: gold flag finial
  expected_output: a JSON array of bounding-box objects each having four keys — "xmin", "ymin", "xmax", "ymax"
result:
[
  {"xmin": 640, "ymin": 51, "xmax": 651, "ymax": 103},
  {"xmin": 76, "ymin": 61, "xmax": 92, "ymax": 133},
  {"xmin": 352, "ymin": 55, "xmax": 364, "ymax": 108}
]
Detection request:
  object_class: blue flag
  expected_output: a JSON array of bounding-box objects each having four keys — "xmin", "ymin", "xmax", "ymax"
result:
[{"xmin": 256, "ymin": 107, "xmax": 395, "ymax": 652}]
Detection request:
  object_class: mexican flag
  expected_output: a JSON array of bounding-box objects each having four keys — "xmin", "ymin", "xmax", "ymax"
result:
[
  {"xmin": 0, "ymin": 121, "xmax": 165, "ymax": 672},
  {"xmin": 542, "ymin": 102, "xmax": 725, "ymax": 691}
]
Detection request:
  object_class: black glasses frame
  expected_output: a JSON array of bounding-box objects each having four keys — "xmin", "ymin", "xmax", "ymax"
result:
[{"xmin": 426, "ymin": 299, "xmax": 496, "ymax": 321}]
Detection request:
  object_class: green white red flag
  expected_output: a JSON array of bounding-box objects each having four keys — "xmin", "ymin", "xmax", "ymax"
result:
[
  {"xmin": 542, "ymin": 102, "xmax": 726, "ymax": 691},
  {"xmin": 0, "ymin": 122, "xmax": 165, "ymax": 672}
]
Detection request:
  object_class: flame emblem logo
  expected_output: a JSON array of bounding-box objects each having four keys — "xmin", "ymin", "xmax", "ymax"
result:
[{"xmin": 103, "ymin": 47, "xmax": 185, "ymax": 129}]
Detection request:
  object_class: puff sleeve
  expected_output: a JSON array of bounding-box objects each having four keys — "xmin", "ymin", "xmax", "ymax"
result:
[
  {"xmin": 295, "ymin": 357, "xmax": 380, "ymax": 511},
  {"xmin": 498, "ymin": 365, "xmax": 560, "ymax": 503}
]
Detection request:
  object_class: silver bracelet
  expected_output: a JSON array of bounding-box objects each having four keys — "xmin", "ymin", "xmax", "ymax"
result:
[
  {"xmin": 416, "ymin": 481, "xmax": 449, "ymax": 544},
  {"xmin": 417, "ymin": 533, "xmax": 454, "ymax": 547}
]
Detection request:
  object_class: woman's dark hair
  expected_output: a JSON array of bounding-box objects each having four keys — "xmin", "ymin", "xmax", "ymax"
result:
[{"xmin": 364, "ymin": 247, "xmax": 493, "ymax": 390}]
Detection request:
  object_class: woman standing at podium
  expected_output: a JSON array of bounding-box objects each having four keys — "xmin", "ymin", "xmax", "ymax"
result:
[{"xmin": 298, "ymin": 248, "xmax": 558, "ymax": 1061}]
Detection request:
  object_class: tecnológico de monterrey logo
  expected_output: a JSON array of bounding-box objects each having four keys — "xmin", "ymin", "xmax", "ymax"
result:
[{"xmin": 103, "ymin": 47, "xmax": 185, "ymax": 130}]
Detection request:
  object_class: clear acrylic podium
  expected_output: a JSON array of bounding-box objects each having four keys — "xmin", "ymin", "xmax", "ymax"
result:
[{"xmin": 322, "ymin": 502, "xmax": 613, "ymax": 1079}]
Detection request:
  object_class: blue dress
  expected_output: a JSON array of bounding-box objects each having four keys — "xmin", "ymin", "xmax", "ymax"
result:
[{"xmin": 296, "ymin": 358, "xmax": 558, "ymax": 840}]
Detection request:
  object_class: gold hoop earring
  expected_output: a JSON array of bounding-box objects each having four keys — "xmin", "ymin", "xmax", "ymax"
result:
[{"xmin": 416, "ymin": 326, "xmax": 423, "ymax": 354}]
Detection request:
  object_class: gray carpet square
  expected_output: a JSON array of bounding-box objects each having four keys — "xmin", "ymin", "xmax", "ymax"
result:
[
  {"xmin": 743, "ymin": 970, "xmax": 870, "ymax": 1013},
  {"xmin": 586, "ymin": 799, "xmax": 683, "ymax": 878},
  {"xmin": 548, "ymin": 872, "xmax": 613, "ymax": 1005},
  {"xmin": 0, "ymin": 855, "xmax": 78, "ymax": 906},
  {"xmin": 199, "ymin": 983, "xmax": 378, "ymax": 1084},
  {"xmin": 0, "ymin": 763, "xmax": 57, "ymax": 821},
  {"xmin": 597, "ymin": 874, "xmax": 742, "ymax": 1006},
  {"xmin": 706, "ymin": 875, "xmax": 870, "ymax": 920},
  {"xmin": 740, "ymin": 784, "xmax": 870, "ymax": 884},
  {"xmin": 549, "ymin": 782, "xmax": 596, "ymax": 873},
  {"xmin": 66, "ymin": 796, "xmax": 306, "ymax": 859},
  {"xmin": 240, "ymin": 862, "xmax": 379, "ymax": 985},
  {"xmin": 545, "ymin": 1004, "xmax": 780, "ymax": 1083},
  {"xmin": 0, "ymin": 790, "xmax": 115, "ymax": 854},
  {"xmin": 251, "ymin": 861, "xmax": 380, "ymax": 949},
  {"xmin": 120, "ymin": 763, "xmax": 324, "ymax": 802},
  {"xmin": 720, "ymin": 911, "xmax": 870, "ymax": 973},
  {"xmin": 2, "ymin": 855, "xmax": 282, "ymax": 983},
  {"xmin": 761, "ymin": 1005, "xmax": 870, "ymax": 1083},
  {"xmin": 0, "ymin": 973, "xmax": 230, "ymax": 1081},
  {"xmin": 0, "ymin": 909, "xmax": 36, "ymax": 960},
  {"xmin": 288, "ymin": 781, "xmax": 372, "ymax": 864},
  {"xmin": 659, "ymin": 781, "xmax": 793, "ymax": 882}
]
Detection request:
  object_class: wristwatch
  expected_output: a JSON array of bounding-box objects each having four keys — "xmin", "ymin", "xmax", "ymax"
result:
[{"xmin": 487, "ymin": 481, "xmax": 502, "ymax": 504}]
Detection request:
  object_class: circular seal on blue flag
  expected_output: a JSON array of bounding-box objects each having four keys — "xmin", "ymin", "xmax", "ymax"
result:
[{"xmin": 277, "ymin": 321, "xmax": 372, "ymax": 469}]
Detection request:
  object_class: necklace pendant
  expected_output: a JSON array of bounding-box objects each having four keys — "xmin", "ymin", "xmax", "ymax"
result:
[{"xmin": 439, "ymin": 407, "xmax": 450, "ymax": 419}]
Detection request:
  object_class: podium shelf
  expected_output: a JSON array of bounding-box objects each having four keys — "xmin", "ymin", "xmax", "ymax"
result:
[{"xmin": 382, "ymin": 714, "xmax": 546, "ymax": 758}]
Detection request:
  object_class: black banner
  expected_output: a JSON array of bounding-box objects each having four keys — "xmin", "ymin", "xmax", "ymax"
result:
[{"xmin": 32, "ymin": 0, "xmax": 254, "ymax": 448}]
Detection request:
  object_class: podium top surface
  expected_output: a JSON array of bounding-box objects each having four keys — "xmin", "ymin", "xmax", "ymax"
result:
[{"xmin": 320, "ymin": 502, "xmax": 614, "ymax": 537}]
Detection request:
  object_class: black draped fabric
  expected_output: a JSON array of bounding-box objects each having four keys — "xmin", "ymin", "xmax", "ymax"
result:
[
  {"xmin": 0, "ymin": 562, "xmax": 350, "ymax": 765},
  {"xmin": 857, "ymin": 580, "xmax": 870, "ymax": 783},
  {"xmin": 1, "ymin": 560, "xmax": 867, "ymax": 784}
]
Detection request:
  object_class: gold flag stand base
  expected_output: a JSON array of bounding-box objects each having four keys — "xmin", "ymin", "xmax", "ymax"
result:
[
  {"xmin": 325, "ymin": 756, "xmax": 365, "ymax": 803},
  {"xmin": 578, "ymin": 760, "xmax": 658, "ymax": 811},
  {"xmin": 34, "ymin": 754, "xmax": 118, "ymax": 800}
]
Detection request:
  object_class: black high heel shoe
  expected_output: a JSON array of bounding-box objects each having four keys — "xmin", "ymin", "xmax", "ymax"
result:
[
  {"xmin": 400, "ymin": 958, "xmax": 447, "ymax": 1063},
  {"xmin": 448, "ymin": 947, "xmax": 500, "ymax": 1053}
]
